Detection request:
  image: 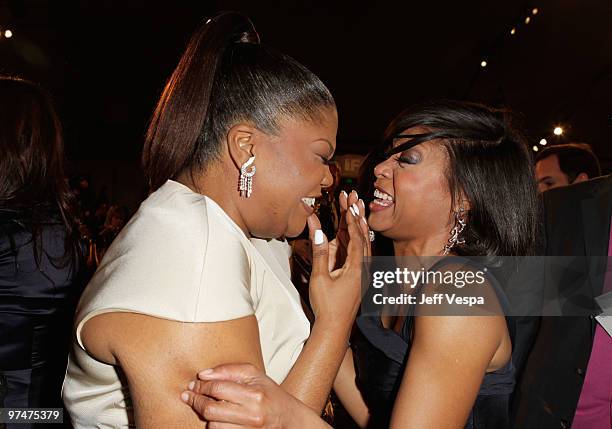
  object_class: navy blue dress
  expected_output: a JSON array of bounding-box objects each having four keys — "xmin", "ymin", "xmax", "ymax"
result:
[
  {"xmin": 352, "ymin": 259, "xmax": 516, "ymax": 429},
  {"xmin": 0, "ymin": 214, "xmax": 81, "ymax": 428}
]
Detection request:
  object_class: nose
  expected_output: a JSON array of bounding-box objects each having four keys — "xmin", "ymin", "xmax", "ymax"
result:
[
  {"xmin": 374, "ymin": 159, "xmax": 392, "ymax": 179},
  {"xmin": 321, "ymin": 165, "xmax": 334, "ymax": 189}
]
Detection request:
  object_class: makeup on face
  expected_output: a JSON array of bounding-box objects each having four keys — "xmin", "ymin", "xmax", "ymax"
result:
[{"xmin": 369, "ymin": 132, "xmax": 429, "ymax": 213}]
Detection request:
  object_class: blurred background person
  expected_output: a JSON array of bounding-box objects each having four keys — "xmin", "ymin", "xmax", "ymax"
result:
[
  {"xmin": 94, "ymin": 204, "xmax": 127, "ymax": 261},
  {"xmin": 535, "ymin": 143, "xmax": 601, "ymax": 193},
  {"xmin": 0, "ymin": 76, "xmax": 83, "ymax": 427},
  {"xmin": 515, "ymin": 173, "xmax": 612, "ymax": 429}
]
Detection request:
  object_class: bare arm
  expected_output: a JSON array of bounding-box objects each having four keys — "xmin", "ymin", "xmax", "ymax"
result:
[
  {"xmin": 81, "ymin": 312, "xmax": 265, "ymax": 428},
  {"xmin": 281, "ymin": 317, "xmax": 352, "ymax": 413},
  {"xmin": 389, "ymin": 314, "xmax": 509, "ymax": 429},
  {"xmin": 333, "ymin": 348, "xmax": 370, "ymax": 428},
  {"xmin": 184, "ymin": 363, "xmax": 334, "ymax": 429},
  {"xmin": 281, "ymin": 194, "xmax": 369, "ymax": 412}
]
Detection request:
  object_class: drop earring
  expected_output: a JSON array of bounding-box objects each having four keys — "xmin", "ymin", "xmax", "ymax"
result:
[
  {"xmin": 443, "ymin": 207, "xmax": 466, "ymax": 255},
  {"xmin": 238, "ymin": 156, "xmax": 256, "ymax": 198}
]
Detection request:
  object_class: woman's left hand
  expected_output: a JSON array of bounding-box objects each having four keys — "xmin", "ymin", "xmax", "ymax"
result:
[
  {"xmin": 328, "ymin": 190, "xmax": 371, "ymax": 272},
  {"xmin": 181, "ymin": 363, "xmax": 329, "ymax": 429}
]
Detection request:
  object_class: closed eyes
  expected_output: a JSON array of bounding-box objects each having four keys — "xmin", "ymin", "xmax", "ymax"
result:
[
  {"xmin": 320, "ymin": 155, "xmax": 334, "ymax": 165},
  {"xmin": 396, "ymin": 154, "xmax": 420, "ymax": 165}
]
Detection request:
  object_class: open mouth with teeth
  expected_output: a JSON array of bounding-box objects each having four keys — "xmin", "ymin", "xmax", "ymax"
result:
[
  {"xmin": 301, "ymin": 197, "xmax": 316, "ymax": 214},
  {"xmin": 302, "ymin": 197, "xmax": 316, "ymax": 207},
  {"xmin": 371, "ymin": 188, "xmax": 395, "ymax": 211}
]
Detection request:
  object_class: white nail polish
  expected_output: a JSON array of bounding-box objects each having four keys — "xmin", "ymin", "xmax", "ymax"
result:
[
  {"xmin": 341, "ymin": 190, "xmax": 348, "ymax": 197},
  {"xmin": 314, "ymin": 229, "xmax": 324, "ymax": 245},
  {"xmin": 349, "ymin": 206, "xmax": 357, "ymax": 217},
  {"xmin": 352, "ymin": 203, "xmax": 360, "ymax": 215}
]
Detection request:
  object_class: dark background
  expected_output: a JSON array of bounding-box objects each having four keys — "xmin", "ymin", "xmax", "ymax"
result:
[{"xmin": 1, "ymin": 0, "xmax": 611, "ymax": 210}]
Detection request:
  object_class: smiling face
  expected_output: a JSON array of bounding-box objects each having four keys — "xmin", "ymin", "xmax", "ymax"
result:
[
  {"xmin": 243, "ymin": 108, "xmax": 337, "ymax": 239},
  {"xmin": 368, "ymin": 127, "xmax": 455, "ymax": 247}
]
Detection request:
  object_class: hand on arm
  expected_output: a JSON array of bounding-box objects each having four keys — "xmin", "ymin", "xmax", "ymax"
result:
[
  {"xmin": 182, "ymin": 363, "xmax": 332, "ymax": 429},
  {"xmin": 81, "ymin": 312, "xmax": 265, "ymax": 428}
]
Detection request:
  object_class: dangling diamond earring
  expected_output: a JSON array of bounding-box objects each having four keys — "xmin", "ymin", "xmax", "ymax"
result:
[
  {"xmin": 443, "ymin": 207, "xmax": 466, "ymax": 255},
  {"xmin": 239, "ymin": 156, "xmax": 256, "ymax": 198}
]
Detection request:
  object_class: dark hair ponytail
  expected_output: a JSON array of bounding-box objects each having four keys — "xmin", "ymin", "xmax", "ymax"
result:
[{"xmin": 143, "ymin": 11, "xmax": 335, "ymax": 192}]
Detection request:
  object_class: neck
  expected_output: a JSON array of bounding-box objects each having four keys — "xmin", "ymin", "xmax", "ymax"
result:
[
  {"xmin": 392, "ymin": 230, "xmax": 449, "ymax": 257},
  {"xmin": 176, "ymin": 163, "xmax": 251, "ymax": 237}
]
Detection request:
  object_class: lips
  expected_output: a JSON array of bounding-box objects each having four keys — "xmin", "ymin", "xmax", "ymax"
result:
[{"xmin": 370, "ymin": 187, "xmax": 394, "ymax": 212}]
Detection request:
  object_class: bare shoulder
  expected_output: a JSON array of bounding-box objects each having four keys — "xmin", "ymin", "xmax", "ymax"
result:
[
  {"xmin": 82, "ymin": 312, "xmax": 263, "ymax": 367},
  {"xmin": 414, "ymin": 312, "xmax": 509, "ymax": 372},
  {"xmin": 414, "ymin": 261, "xmax": 511, "ymax": 370},
  {"xmin": 414, "ymin": 313, "xmax": 504, "ymax": 346}
]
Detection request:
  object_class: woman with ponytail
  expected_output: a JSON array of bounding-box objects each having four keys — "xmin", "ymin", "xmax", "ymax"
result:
[{"xmin": 62, "ymin": 12, "xmax": 369, "ymax": 428}]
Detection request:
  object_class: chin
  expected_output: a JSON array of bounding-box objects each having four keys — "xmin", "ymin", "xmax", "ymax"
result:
[
  {"xmin": 367, "ymin": 216, "xmax": 387, "ymax": 233},
  {"xmin": 368, "ymin": 219, "xmax": 397, "ymax": 241},
  {"xmin": 285, "ymin": 223, "xmax": 307, "ymax": 238}
]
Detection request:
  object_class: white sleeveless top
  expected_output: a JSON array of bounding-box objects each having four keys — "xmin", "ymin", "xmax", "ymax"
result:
[{"xmin": 62, "ymin": 180, "xmax": 310, "ymax": 428}]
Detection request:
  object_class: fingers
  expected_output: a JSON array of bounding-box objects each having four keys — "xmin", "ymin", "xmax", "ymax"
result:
[
  {"xmin": 327, "ymin": 238, "xmax": 339, "ymax": 272},
  {"xmin": 347, "ymin": 198, "xmax": 370, "ymax": 247},
  {"xmin": 181, "ymin": 389, "xmax": 260, "ymax": 427},
  {"xmin": 337, "ymin": 190, "xmax": 349, "ymax": 236},
  {"xmin": 339, "ymin": 190, "xmax": 349, "ymax": 212},
  {"xmin": 346, "ymin": 190, "xmax": 359, "ymax": 209},
  {"xmin": 358, "ymin": 217, "xmax": 372, "ymax": 258},
  {"xmin": 352, "ymin": 200, "xmax": 368, "ymax": 238},
  {"xmin": 197, "ymin": 363, "xmax": 260, "ymax": 384},
  {"xmin": 338, "ymin": 189, "xmax": 358, "ymax": 227},
  {"xmin": 344, "ymin": 200, "xmax": 367, "ymax": 268},
  {"xmin": 307, "ymin": 214, "xmax": 329, "ymax": 278},
  {"xmin": 311, "ymin": 189, "xmax": 371, "ymax": 275},
  {"xmin": 188, "ymin": 379, "xmax": 261, "ymax": 404},
  {"xmin": 181, "ymin": 389, "xmax": 214, "ymax": 418},
  {"xmin": 183, "ymin": 363, "xmax": 275, "ymax": 427},
  {"xmin": 208, "ymin": 422, "xmax": 246, "ymax": 429},
  {"xmin": 354, "ymin": 199, "xmax": 373, "ymax": 257}
]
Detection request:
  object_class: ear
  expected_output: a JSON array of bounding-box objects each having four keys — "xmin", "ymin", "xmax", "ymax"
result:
[
  {"xmin": 572, "ymin": 172, "xmax": 589, "ymax": 184},
  {"xmin": 226, "ymin": 123, "xmax": 258, "ymax": 169}
]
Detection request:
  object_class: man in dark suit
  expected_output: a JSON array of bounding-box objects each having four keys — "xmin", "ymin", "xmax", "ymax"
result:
[{"xmin": 514, "ymin": 174, "xmax": 612, "ymax": 428}]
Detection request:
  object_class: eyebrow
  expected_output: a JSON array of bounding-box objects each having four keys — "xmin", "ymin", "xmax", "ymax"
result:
[
  {"xmin": 315, "ymin": 138, "xmax": 335, "ymax": 158},
  {"xmin": 537, "ymin": 176, "xmax": 553, "ymax": 183}
]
